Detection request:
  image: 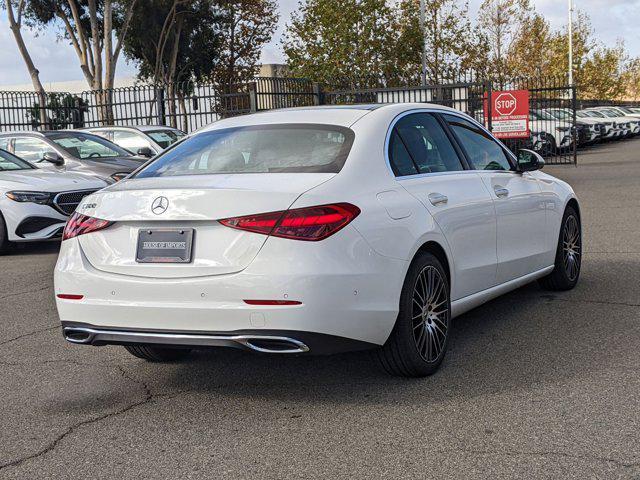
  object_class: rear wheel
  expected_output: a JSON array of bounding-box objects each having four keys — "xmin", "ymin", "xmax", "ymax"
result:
[
  {"xmin": 378, "ymin": 252, "xmax": 451, "ymax": 377},
  {"xmin": 539, "ymin": 205, "xmax": 581, "ymax": 291},
  {"xmin": 124, "ymin": 345, "xmax": 192, "ymax": 362}
]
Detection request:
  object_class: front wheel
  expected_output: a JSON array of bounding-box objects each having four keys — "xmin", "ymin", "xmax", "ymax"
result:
[
  {"xmin": 539, "ymin": 205, "xmax": 582, "ymax": 291},
  {"xmin": 124, "ymin": 345, "xmax": 192, "ymax": 362},
  {"xmin": 0, "ymin": 212, "xmax": 10, "ymax": 255},
  {"xmin": 378, "ymin": 252, "xmax": 451, "ymax": 377}
]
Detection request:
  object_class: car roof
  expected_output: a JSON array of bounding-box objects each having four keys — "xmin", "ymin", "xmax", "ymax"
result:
[
  {"xmin": 196, "ymin": 103, "xmax": 466, "ymax": 133},
  {"xmin": 0, "ymin": 130, "xmax": 47, "ymax": 137},
  {"xmin": 85, "ymin": 125, "xmax": 181, "ymax": 132}
]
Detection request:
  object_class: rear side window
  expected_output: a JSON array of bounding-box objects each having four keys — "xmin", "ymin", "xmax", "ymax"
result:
[
  {"xmin": 444, "ymin": 114, "xmax": 512, "ymax": 171},
  {"xmin": 136, "ymin": 124, "xmax": 354, "ymax": 177},
  {"xmin": 388, "ymin": 113, "xmax": 463, "ymax": 176}
]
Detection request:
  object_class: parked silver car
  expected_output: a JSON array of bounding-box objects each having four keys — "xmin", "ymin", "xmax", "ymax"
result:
[
  {"xmin": 83, "ymin": 125, "xmax": 186, "ymax": 158},
  {"xmin": 0, "ymin": 131, "xmax": 146, "ymax": 183}
]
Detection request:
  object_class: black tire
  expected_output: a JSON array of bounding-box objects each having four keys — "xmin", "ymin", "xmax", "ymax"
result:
[
  {"xmin": 539, "ymin": 205, "xmax": 582, "ymax": 291},
  {"xmin": 377, "ymin": 252, "xmax": 451, "ymax": 377},
  {"xmin": 0, "ymin": 211, "xmax": 10, "ymax": 255},
  {"xmin": 123, "ymin": 344, "xmax": 192, "ymax": 362}
]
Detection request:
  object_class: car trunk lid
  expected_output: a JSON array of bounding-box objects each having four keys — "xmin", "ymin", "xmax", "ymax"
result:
[{"xmin": 77, "ymin": 173, "xmax": 334, "ymax": 278}]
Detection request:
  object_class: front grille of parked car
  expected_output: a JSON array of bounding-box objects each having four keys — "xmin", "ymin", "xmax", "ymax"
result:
[{"xmin": 52, "ymin": 189, "xmax": 99, "ymax": 216}]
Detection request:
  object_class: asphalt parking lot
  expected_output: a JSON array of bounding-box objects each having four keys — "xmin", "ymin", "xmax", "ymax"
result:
[{"xmin": 1, "ymin": 141, "xmax": 639, "ymax": 479}]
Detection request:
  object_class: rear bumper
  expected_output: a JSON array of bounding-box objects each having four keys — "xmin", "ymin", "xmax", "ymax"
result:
[
  {"xmin": 55, "ymin": 230, "xmax": 407, "ymax": 350},
  {"xmin": 61, "ymin": 323, "xmax": 377, "ymax": 354}
]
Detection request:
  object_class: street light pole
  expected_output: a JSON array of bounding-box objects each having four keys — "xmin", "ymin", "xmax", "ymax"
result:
[
  {"xmin": 420, "ymin": 0, "xmax": 426, "ymax": 86},
  {"xmin": 568, "ymin": 0, "xmax": 574, "ymax": 86}
]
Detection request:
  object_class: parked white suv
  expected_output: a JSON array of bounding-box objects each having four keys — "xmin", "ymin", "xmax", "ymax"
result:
[
  {"xmin": 0, "ymin": 149, "xmax": 106, "ymax": 252},
  {"xmin": 586, "ymin": 108, "xmax": 640, "ymax": 137}
]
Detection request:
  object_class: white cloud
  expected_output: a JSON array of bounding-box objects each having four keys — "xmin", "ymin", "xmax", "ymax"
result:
[{"xmin": 1, "ymin": 0, "xmax": 639, "ymax": 87}]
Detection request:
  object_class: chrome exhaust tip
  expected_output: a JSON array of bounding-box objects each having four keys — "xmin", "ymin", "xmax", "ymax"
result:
[
  {"xmin": 62, "ymin": 327, "xmax": 95, "ymax": 344},
  {"xmin": 240, "ymin": 336, "xmax": 310, "ymax": 354}
]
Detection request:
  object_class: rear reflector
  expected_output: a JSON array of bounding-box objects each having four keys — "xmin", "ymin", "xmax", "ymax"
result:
[
  {"xmin": 63, "ymin": 212, "xmax": 113, "ymax": 241},
  {"xmin": 243, "ymin": 300, "xmax": 302, "ymax": 306},
  {"xmin": 220, "ymin": 203, "xmax": 360, "ymax": 241},
  {"xmin": 57, "ymin": 294, "xmax": 84, "ymax": 300}
]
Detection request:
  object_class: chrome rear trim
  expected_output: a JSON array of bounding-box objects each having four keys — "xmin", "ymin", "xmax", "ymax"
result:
[{"xmin": 62, "ymin": 327, "xmax": 310, "ymax": 354}]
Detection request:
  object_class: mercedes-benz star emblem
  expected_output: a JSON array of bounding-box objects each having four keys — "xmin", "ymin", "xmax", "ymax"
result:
[{"xmin": 151, "ymin": 196, "xmax": 169, "ymax": 215}]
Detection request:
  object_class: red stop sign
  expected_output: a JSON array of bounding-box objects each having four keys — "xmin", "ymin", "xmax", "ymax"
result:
[{"xmin": 494, "ymin": 93, "xmax": 517, "ymax": 116}]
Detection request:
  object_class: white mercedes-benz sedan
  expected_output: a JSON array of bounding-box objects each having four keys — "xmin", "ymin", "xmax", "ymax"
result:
[
  {"xmin": 0, "ymin": 149, "xmax": 106, "ymax": 253},
  {"xmin": 55, "ymin": 104, "xmax": 582, "ymax": 377}
]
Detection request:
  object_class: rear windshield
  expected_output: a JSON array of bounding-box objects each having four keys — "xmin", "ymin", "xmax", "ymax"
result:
[{"xmin": 136, "ymin": 124, "xmax": 354, "ymax": 178}]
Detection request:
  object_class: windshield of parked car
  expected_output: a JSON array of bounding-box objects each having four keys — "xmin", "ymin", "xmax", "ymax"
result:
[
  {"xmin": 617, "ymin": 107, "xmax": 634, "ymax": 114},
  {"xmin": 47, "ymin": 132, "xmax": 131, "ymax": 160},
  {"xmin": 599, "ymin": 109, "xmax": 621, "ymax": 118},
  {"xmin": 0, "ymin": 149, "xmax": 34, "ymax": 171},
  {"xmin": 146, "ymin": 130, "xmax": 186, "ymax": 149},
  {"xmin": 584, "ymin": 111, "xmax": 606, "ymax": 118},
  {"xmin": 549, "ymin": 109, "xmax": 572, "ymax": 120},
  {"xmin": 136, "ymin": 124, "xmax": 355, "ymax": 177}
]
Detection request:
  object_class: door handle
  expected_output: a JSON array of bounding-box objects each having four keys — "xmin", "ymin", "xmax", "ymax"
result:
[
  {"xmin": 494, "ymin": 186, "xmax": 509, "ymax": 198},
  {"xmin": 428, "ymin": 192, "xmax": 448, "ymax": 206}
]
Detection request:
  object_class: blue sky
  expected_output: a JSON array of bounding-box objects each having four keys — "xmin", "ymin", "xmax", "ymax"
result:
[{"xmin": 0, "ymin": 0, "xmax": 638, "ymax": 86}]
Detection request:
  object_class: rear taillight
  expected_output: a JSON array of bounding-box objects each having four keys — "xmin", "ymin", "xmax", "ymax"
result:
[
  {"xmin": 219, "ymin": 203, "xmax": 360, "ymax": 241},
  {"xmin": 62, "ymin": 212, "xmax": 113, "ymax": 241}
]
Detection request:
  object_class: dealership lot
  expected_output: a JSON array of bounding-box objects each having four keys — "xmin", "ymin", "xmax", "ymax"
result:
[{"xmin": 0, "ymin": 140, "xmax": 639, "ymax": 479}]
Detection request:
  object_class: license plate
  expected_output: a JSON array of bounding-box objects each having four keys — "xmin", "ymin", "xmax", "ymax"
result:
[{"xmin": 136, "ymin": 228, "xmax": 194, "ymax": 263}]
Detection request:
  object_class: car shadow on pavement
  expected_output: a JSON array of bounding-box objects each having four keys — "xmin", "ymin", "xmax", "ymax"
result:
[
  {"xmin": 3, "ymin": 241, "xmax": 61, "ymax": 256},
  {"xmin": 142, "ymin": 280, "xmax": 617, "ymax": 406}
]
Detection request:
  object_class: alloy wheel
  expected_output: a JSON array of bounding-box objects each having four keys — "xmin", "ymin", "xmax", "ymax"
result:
[
  {"xmin": 562, "ymin": 215, "xmax": 581, "ymax": 281},
  {"xmin": 411, "ymin": 266, "xmax": 449, "ymax": 363}
]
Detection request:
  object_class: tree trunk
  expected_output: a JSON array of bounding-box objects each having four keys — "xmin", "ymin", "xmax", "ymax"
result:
[
  {"xmin": 6, "ymin": 0, "xmax": 48, "ymax": 128},
  {"xmin": 177, "ymin": 92, "xmax": 188, "ymax": 132}
]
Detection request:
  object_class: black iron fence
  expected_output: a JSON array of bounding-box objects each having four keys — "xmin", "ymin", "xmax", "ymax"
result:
[{"xmin": 1, "ymin": 74, "xmax": 633, "ymax": 165}]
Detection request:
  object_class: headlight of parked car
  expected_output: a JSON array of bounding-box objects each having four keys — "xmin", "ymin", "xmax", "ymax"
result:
[{"xmin": 5, "ymin": 191, "xmax": 52, "ymax": 204}]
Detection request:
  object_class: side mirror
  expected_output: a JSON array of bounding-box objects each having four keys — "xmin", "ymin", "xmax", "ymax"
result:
[
  {"xmin": 42, "ymin": 151, "xmax": 64, "ymax": 166},
  {"xmin": 516, "ymin": 149, "xmax": 545, "ymax": 172},
  {"xmin": 136, "ymin": 147, "xmax": 154, "ymax": 158}
]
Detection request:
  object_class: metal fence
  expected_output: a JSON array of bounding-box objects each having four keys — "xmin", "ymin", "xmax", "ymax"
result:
[{"xmin": 1, "ymin": 74, "xmax": 629, "ymax": 165}]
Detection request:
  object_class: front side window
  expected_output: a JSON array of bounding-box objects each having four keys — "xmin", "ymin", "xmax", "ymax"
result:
[
  {"xmin": 13, "ymin": 137, "xmax": 51, "ymax": 162},
  {"xmin": 444, "ymin": 114, "xmax": 512, "ymax": 171},
  {"xmin": 0, "ymin": 149, "xmax": 33, "ymax": 170},
  {"xmin": 136, "ymin": 124, "xmax": 354, "ymax": 178},
  {"xmin": 388, "ymin": 113, "xmax": 464, "ymax": 176},
  {"xmin": 47, "ymin": 132, "xmax": 131, "ymax": 160}
]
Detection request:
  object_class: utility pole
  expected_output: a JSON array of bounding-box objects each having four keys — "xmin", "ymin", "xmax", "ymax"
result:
[
  {"xmin": 420, "ymin": 0, "xmax": 427, "ymax": 86},
  {"xmin": 568, "ymin": 0, "xmax": 574, "ymax": 86}
]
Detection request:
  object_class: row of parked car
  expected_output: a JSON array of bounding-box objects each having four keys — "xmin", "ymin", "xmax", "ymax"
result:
[
  {"xmin": 526, "ymin": 106, "xmax": 640, "ymax": 155},
  {"xmin": 0, "ymin": 125, "xmax": 184, "ymax": 253},
  {"xmin": 1, "ymin": 104, "xmax": 638, "ymax": 253}
]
